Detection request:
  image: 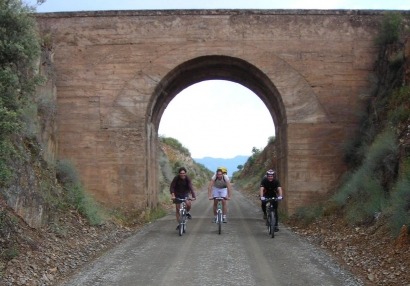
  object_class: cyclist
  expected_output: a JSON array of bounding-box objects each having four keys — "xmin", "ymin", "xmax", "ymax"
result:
[
  {"xmin": 208, "ymin": 168, "xmax": 232, "ymax": 223},
  {"xmin": 170, "ymin": 167, "xmax": 196, "ymax": 230},
  {"xmin": 260, "ymin": 169, "xmax": 283, "ymax": 232}
]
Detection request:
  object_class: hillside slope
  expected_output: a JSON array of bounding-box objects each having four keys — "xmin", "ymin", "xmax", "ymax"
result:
[
  {"xmin": 234, "ymin": 15, "xmax": 410, "ymax": 285},
  {"xmin": 0, "ymin": 138, "xmax": 211, "ymax": 285},
  {"xmin": 193, "ymin": 155, "xmax": 249, "ymax": 177}
]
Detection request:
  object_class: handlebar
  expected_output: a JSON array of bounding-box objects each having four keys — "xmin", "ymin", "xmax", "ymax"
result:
[
  {"xmin": 209, "ymin": 197, "xmax": 228, "ymax": 201},
  {"xmin": 261, "ymin": 197, "xmax": 282, "ymax": 202},
  {"xmin": 173, "ymin": 197, "xmax": 194, "ymax": 203}
]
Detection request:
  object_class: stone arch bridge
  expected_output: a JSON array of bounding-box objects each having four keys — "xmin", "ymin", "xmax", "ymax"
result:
[{"xmin": 36, "ymin": 9, "xmax": 386, "ymax": 214}]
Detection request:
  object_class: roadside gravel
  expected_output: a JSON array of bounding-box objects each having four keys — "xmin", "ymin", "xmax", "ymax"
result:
[{"xmin": 1, "ymin": 192, "xmax": 409, "ymax": 286}]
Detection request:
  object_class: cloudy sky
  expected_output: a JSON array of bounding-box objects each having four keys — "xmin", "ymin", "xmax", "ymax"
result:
[
  {"xmin": 27, "ymin": 0, "xmax": 409, "ymax": 11},
  {"xmin": 26, "ymin": 0, "xmax": 409, "ymax": 158}
]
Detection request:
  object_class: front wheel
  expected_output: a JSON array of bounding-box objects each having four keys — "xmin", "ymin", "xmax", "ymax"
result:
[
  {"xmin": 179, "ymin": 212, "xmax": 185, "ymax": 236},
  {"xmin": 270, "ymin": 210, "xmax": 276, "ymax": 238},
  {"xmin": 217, "ymin": 211, "xmax": 222, "ymax": 235},
  {"xmin": 183, "ymin": 217, "xmax": 186, "ymax": 233}
]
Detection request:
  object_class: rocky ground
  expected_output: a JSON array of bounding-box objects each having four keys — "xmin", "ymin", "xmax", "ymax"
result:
[
  {"xmin": 1, "ymin": 194, "xmax": 409, "ymax": 286},
  {"xmin": 288, "ymin": 216, "xmax": 410, "ymax": 286},
  {"xmin": 245, "ymin": 191, "xmax": 410, "ymax": 286}
]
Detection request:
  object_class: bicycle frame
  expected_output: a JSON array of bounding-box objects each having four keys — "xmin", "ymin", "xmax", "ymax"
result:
[
  {"xmin": 264, "ymin": 197, "xmax": 278, "ymax": 238},
  {"xmin": 214, "ymin": 197, "xmax": 224, "ymax": 235},
  {"xmin": 174, "ymin": 198, "xmax": 189, "ymax": 236}
]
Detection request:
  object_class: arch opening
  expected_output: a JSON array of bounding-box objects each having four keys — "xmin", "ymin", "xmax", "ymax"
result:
[
  {"xmin": 149, "ymin": 55, "xmax": 287, "ymax": 132},
  {"xmin": 158, "ymin": 80, "xmax": 276, "ymax": 160},
  {"xmin": 146, "ymin": 55, "xmax": 289, "ymax": 211}
]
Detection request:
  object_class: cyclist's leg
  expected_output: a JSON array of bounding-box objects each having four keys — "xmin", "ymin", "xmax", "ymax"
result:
[
  {"xmin": 213, "ymin": 199, "xmax": 218, "ymax": 215},
  {"xmin": 186, "ymin": 200, "xmax": 191, "ymax": 211},
  {"xmin": 185, "ymin": 199, "xmax": 192, "ymax": 219},
  {"xmin": 222, "ymin": 199, "xmax": 227, "ymax": 214},
  {"xmin": 273, "ymin": 200, "xmax": 279, "ymax": 225},
  {"xmin": 212, "ymin": 188, "xmax": 220, "ymax": 216},
  {"xmin": 273, "ymin": 200, "xmax": 279, "ymax": 231},
  {"xmin": 267, "ymin": 208, "xmax": 273, "ymax": 233},
  {"xmin": 261, "ymin": 200, "xmax": 267, "ymax": 219},
  {"xmin": 175, "ymin": 203, "xmax": 180, "ymax": 222},
  {"xmin": 220, "ymin": 188, "xmax": 228, "ymax": 214}
]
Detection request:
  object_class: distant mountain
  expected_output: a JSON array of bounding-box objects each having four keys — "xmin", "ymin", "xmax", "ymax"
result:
[{"xmin": 193, "ymin": 155, "xmax": 249, "ymax": 177}]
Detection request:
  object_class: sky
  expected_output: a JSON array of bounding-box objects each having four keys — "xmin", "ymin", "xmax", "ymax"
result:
[{"xmin": 25, "ymin": 0, "xmax": 410, "ymax": 158}]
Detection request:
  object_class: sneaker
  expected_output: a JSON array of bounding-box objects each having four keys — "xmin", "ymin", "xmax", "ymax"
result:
[
  {"xmin": 263, "ymin": 213, "xmax": 267, "ymax": 220},
  {"xmin": 223, "ymin": 216, "xmax": 227, "ymax": 223},
  {"xmin": 274, "ymin": 226, "xmax": 279, "ymax": 232},
  {"xmin": 176, "ymin": 225, "xmax": 180, "ymax": 230},
  {"xmin": 186, "ymin": 212, "xmax": 192, "ymax": 219},
  {"xmin": 212, "ymin": 217, "xmax": 217, "ymax": 223}
]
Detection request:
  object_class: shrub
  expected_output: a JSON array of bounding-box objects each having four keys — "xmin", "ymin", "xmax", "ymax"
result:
[
  {"xmin": 363, "ymin": 128, "xmax": 398, "ymax": 177},
  {"xmin": 56, "ymin": 159, "xmax": 103, "ymax": 225},
  {"xmin": 376, "ymin": 12, "xmax": 403, "ymax": 45},
  {"xmin": 388, "ymin": 158, "xmax": 410, "ymax": 236},
  {"xmin": 292, "ymin": 205, "xmax": 324, "ymax": 226},
  {"xmin": 0, "ymin": 0, "xmax": 42, "ymax": 186},
  {"xmin": 389, "ymin": 51, "xmax": 405, "ymax": 71},
  {"xmin": 0, "ymin": 140, "xmax": 15, "ymax": 186},
  {"xmin": 387, "ymin": 86, "xmax": 410, "ymax": 126},
  {"xmin": 333, "ymin": 129, "xmax": 397, "ymax": 224},
  {"xmin": 56, "ymin": 159, "xmax": 80, "ymax": 187},
  {"xmin": 344, "ymin": 175, "xmax": 386, "ymax": 225},
  {"xmin": 159, "ymin": 136, "xmax": 191, "ymax": 157}
]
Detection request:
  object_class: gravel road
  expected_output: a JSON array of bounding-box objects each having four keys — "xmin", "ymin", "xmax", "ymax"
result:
[{"xmin": 59, "ymin": 190, "xmax": 364, "ymax": 286}]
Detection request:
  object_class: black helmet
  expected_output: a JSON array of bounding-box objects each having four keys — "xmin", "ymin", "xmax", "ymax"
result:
[{"xmin": 266, "ymin": 169, "xmax": 275, "ymax": 176}]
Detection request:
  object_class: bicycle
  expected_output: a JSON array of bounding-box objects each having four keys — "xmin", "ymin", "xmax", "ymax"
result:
[
  {"xmin": 210, "ymin": 197, "xmax": 225, "ymax": 234},
  {"xmin": 263, "ymin": 197, "xmax": 278, "ymax": 238},
  {"xmin": 174, "ymin": 197, "xmax": 191, "ymax": 236}
]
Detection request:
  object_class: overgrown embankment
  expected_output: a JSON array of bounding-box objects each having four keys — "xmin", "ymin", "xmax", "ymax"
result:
[
  {"xmin": 158, "ymin": 136, "xmax": 213, "ymax": 203},
  {"xmin": 232, "ymin": 138, "xmax": 277, "ymax": 196},
  {"xmin": 236, "ymin": 12, "xmax": 410, "ymax": 240},
  {"xmin": 232, "ymin": 13, "xmax": 410, "ymax": 285},
  {"xmin": 290, "ymin": 13, "xmax": 410, "ymax": 237}
]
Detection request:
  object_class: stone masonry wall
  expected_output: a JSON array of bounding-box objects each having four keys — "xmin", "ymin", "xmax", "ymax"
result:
[{"xmin": 34, "ymin": 10, "xmax": 398, "ymax": 213}]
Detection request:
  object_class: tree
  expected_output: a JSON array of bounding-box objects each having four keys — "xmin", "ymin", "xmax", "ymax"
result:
[{"xmin": 0, "ymin": 0, "xmax": 42, "ymax": 185}]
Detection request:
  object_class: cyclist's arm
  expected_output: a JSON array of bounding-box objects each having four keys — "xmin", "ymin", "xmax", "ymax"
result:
[
  {"xmin": 170, "ymin": 177, "xmax": 177, "ymax": 199},
  {"xmin": 226, "ymin": 180, "xmax": 232, "ymax": 199},
  {"xmin": 207, "ymin": 179, "xmax": 214, "ymax": 198},
  {"xmin": 277, "ymin": 186, "xmax": 283, "ymax": 197},
  {"xmin": 186, "ymin": 177, "xmax": 196, "ymax": 199},
  {"xmin": 259, "ymin": 184, "xmax": 265, "ymax": 198}
]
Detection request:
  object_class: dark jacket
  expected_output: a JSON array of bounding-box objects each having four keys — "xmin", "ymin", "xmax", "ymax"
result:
[
  {"xmin": 260, "ymin": 177, "xmax": 280, "ymax": 197},
  {"xmin": 170, "ymin": 175, "xmax": 196, "ymax": 198}
]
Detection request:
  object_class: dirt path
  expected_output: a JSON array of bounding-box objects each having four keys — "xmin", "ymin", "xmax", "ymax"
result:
[{"xmin": 59, "ymin": 189, "xmax": 362, "ymax": 286}]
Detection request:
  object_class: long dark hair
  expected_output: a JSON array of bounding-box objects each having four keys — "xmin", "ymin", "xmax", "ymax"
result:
[{"xmin": 177, "ymin": 167, "xmax": 187, "ymax": 174}]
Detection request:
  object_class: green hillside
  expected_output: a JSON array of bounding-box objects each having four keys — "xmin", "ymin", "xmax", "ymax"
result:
[{"xmin": 235, "ymin": 13, "xmax": 410, "ymax": 238}]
